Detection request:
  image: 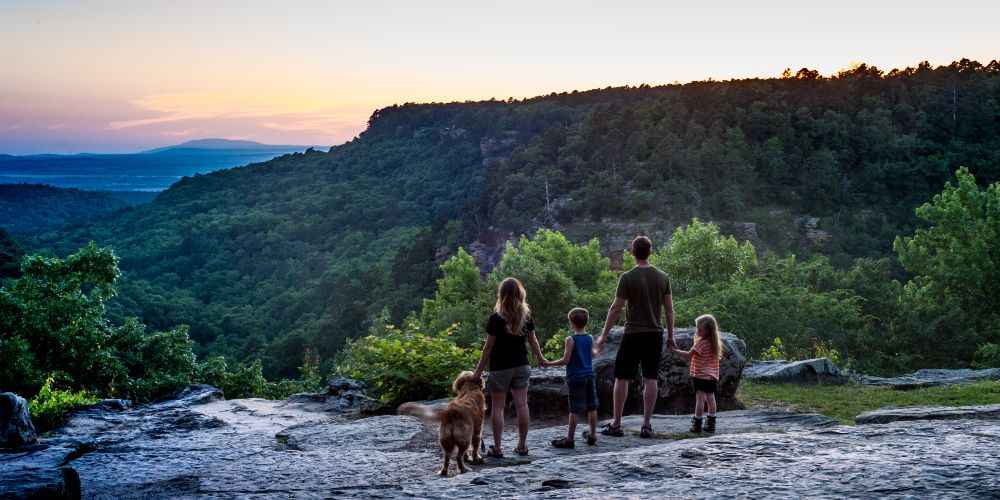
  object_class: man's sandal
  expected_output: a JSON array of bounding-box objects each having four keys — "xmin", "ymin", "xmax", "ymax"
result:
[
  {"xmin": 486, "ymin": 445, "xmax": 504, "ymax": 459},
  {"xmin": 550, "ymin": 437, "xmax": 575, "ymax": 449},
  {"xmin": 600, "ymin": 423, "xmax": 624, "ymax": 437},
  {"xmin": 640, "ymin": 425, "xmax": 654, "ymax": 438}
]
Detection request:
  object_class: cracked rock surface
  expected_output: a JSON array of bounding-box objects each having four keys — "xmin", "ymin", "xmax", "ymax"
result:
[{"xmin": 3, "ymin": 384, "xmax": 1000, "ymax": 499}]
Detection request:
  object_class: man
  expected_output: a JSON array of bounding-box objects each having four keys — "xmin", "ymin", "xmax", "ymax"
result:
[{"xmin": 595, "ymin": 235, "xmax": 674, "ymax": 438}]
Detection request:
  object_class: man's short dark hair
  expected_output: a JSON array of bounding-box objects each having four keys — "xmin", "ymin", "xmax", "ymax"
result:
[
  {"xmin": 568, "ymin": 307, "xmax": 589, "ymax": 329},
  {"xmin": 631, "ymin": 235, "xmax": 652, "ymax": 260}
]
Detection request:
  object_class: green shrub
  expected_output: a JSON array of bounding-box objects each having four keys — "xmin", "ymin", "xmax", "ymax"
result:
[
  {"xmin": 760, "ymin": 338, "xmax": 787, "ymax": 361},
  {"xmin": 973, "ymin": 343, "xmax": 1000, "ymax": 369},
  {"xmin": 335, "ymin": 313, "xmax": 477, "ymax": 405},
  {"xmin": 29, "ymin": 376, "xmax": 98, "ymax": 431}
]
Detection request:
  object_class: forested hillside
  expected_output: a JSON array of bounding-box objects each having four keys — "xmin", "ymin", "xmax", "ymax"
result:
[
  {"xmin": 0, "ymin": 184, "xmax": 152, "ymax": 235},
  {"xmin": 37, "ymin": 58, "xmax": 1000, "ymax": 378}
]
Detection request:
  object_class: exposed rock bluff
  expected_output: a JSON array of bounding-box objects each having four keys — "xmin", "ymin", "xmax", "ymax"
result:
[
  {"xmin": 528, "ymin": 326, "xmax": 746, "ymax": 418},
  {"xmin": 3, "ymin": 383, "xmax": 1000, "ymax": 498}
]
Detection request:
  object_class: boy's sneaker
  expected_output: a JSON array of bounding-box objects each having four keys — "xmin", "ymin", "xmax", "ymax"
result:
[
  {"xmin": 600, "ymin": 423, "xmax": 624, "ymax": 437},
  {"xmin": 582, "ymin": 430, "xmax": 597, "ymax": 446},
  {"xmin": 551, "ymin": 437, "xmax": 575, "ymax": 449},
  {"xmin": 704, "ymin": 416, "xmax": 717, "ymax": 433}
]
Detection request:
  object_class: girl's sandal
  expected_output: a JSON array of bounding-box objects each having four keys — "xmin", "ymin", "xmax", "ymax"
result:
[{"xmin": 486, "ymin": 445, "xmax": 504, "ymax": 459}]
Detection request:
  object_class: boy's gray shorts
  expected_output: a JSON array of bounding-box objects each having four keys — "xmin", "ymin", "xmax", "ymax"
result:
[{"xmin": 486, "ymin": 365, "xmax": 531, "ymax": 393}]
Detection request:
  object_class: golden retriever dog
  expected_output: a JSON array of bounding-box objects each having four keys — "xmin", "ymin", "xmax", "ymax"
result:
[{"xmin": 398, "ymin": 371, "xmax": 486, "ymax": 476}]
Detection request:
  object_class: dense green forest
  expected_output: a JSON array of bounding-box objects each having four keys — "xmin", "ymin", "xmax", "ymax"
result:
[
  {"xmin": 0, "ymin": 184, "xmax": 153, "ymax": 235},
  {"xmin": 29, "ymin": 58, "xmax": 1000, "ymax": 381}
]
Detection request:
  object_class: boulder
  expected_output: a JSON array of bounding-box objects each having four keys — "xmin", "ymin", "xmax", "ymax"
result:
[
  {"xmin": 857, "ymin": 368, "xmax": 1000, "ymax": 390},
  {"xmin": 527, "ymin": 326, "xmax": 746, "ymax": 418},
  {"xmin": 1, "ymin": 392, "xmax": 37, "ymax": 448},
  {"xmin": 744, "ymin": 358, "xmax": 847, "ymax": 384},
  {"xmin": 856, "ymin": 404, "xmax": 1000, "ymax": 425},
  {"xmin": 283, "ymin": 377, "xmax": 377, "ymax": 415}
]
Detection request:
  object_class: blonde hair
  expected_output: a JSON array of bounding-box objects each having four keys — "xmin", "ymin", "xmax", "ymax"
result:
[
  {"xmin": 695, "ymin": 314, "xmax": 723, "ymax": 359},
  {"xmin": 495, "ymin": 277, "xmax": 531, "ymax": 336}
]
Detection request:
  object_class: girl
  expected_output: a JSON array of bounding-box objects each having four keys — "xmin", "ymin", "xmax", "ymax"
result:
[
  {"xmin": 472, "ymin": 277, "xmax": 546, "ymax": 458},
  {"xmin": 671, "ymin": 314, "xmax": 723, "ymax": 433}
]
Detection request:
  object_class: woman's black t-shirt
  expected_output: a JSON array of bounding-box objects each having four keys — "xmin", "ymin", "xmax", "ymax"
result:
[{"xmin": 487, "ymin": 312, "xmax": 534, "ymax": 371}]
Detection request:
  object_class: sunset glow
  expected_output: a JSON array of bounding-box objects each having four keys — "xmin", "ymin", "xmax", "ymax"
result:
[{"xmin": 2, "ymin": 0, "xmax": 998, "ymax": 154}]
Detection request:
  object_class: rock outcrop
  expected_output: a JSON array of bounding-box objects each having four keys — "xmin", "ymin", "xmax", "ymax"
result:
[
  {"xmin": 858, "ymin": 368, "xmax": 1000, "ymax": 390},
  {"xmin": 0, "ymin": 392, "xmax": 37, "ymax": 448},
  {"xmin": 3, "ymin": 382, "xmax": 1000, "ymax": 498},
  {"xmin": 744, "ymin": 358, "xmax": 848, "ymax": 384},
  {"xmin": 527, "ymin": 326, "xmax": 746, "ymax": 418},
  {"xmin": 856, "ymin": 404, "xmax": 1000, "ymax": 425},
  {"xmin": 283, "ymin": 377, "xmax": 378, "ymax": 416}
]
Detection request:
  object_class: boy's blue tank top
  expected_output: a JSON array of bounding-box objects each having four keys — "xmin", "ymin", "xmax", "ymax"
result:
[{"xmin": 567, "ymin": 333, "xmax": 595, "ymax": 380}]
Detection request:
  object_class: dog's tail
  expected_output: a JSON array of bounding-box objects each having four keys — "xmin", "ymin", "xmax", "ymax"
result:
[{"xmin": 398, "ymin": 402, "xmax": 443, "ymax": 421}]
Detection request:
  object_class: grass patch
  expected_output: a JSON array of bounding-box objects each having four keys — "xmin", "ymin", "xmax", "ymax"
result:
[{"xmin": 738, "ymin": 380, "xmax": 1000, "ymax": 424}]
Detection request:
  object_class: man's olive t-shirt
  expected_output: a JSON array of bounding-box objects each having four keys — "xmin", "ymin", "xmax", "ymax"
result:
[{"xmin": 615, "ymin": 265, "xmax": 672, "ymax": 334}]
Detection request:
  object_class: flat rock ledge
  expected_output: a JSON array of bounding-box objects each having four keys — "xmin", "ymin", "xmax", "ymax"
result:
[
  {"xmin": 6, "ymin": 383, "xmax": 1000, "ymax": 498},
  {"xmin": 857, "ymin": 368, "xmax": 1000, "ymax": 390},
  {"xmin": 856, "ymin": 404, "xmax": 1000, "ymax": 425}
]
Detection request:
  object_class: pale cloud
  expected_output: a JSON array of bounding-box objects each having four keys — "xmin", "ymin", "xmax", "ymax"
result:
[
  {"xmin": 107, "ymin": 92, "xmax": 370, "ymax": 142},
  {"xmin": 160, "ymin": 129, "xmax": 196, "ymax": 137}
]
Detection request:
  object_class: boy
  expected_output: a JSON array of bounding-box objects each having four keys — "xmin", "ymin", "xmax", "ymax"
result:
[{"xmin": 543, "ymin": 307, "xmax": 599, "ymax": 448}]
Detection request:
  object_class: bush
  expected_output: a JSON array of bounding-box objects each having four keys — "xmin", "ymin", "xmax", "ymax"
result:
[
  {"xmin": 335, "ymin": 312, "xmax": 477, "ymax": 405},
  {"xmin": 973, "ymin": 344, "xmax": 1000, "ymax": 369},
  {"xmin": 29, "ymin": 376, "xmax": 98, "ymax": 431}
]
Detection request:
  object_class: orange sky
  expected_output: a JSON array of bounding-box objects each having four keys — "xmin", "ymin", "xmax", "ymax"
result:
[{"xmin": 2, "ymin": 1, "xmax": 998, "ymax": 154}]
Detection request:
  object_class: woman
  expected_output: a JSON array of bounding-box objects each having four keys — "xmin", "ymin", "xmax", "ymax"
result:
[{"xmin": 472, "ymin": 277, "xmax": 545, "ymax": 458}]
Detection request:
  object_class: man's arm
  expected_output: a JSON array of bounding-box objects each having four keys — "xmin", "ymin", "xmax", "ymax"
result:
[
  {"xmin": 596, "ymin": 297, "xmax": 626, "ymax": 352},
  {"xmin": 546, "ymin": 336, "xmax": 574, "ymax": 367},
  {"xmin": 663, "ymin": 292, "xmax": 675, "ymax": 348}
]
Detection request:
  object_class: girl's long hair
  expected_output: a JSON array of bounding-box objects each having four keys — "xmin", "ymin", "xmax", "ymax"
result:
[
  {"xmin": 695, "ymin": 314, "xmax": 723, "ymax": 359},
  {"xmin": 495, "ymin": 277, "xmax": 530, "ymax": 336}
]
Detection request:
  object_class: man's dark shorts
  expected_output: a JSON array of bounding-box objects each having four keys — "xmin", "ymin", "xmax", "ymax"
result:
[
  {"xmin": 692, "ymin": 377, "xmax": 718, "ymax": 394},
  {"xmin": 567, "ymin": 376, "xmax": 598, "ymax": 415},
  {"xmin": 614, "ymin": 331, "xmax": 662, "ymax": 380}
]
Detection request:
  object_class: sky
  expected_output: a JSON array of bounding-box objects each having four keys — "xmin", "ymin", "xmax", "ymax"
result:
[{"xmin": 1, "ymin": 1, "xmax": 998, "ymax": 154}]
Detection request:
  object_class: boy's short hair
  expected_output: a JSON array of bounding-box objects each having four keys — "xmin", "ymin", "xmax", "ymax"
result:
[
  {"xmin": 631, "ymin": 235, "xmax": 652, "ymax": 260},
  {"xmin": 568, "ymin": 307, "xmax": 589, "ymax": 329}
]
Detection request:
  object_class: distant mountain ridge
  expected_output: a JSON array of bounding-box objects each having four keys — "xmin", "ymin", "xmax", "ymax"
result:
[
  {"xmin": 143, "ymin": 138, "xmax": 315, "ymax": 154},
  {"xmin": 0, "ymin": 139, "xmax": 319, "ymax": 191}
]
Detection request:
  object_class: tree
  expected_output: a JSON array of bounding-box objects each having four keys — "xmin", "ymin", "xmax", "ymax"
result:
[
  {"xmin": 652, "ymin": 219, "xmax": 757, "ymax": 295},
  {"xmin": 893, "ymin": 167, "xmax": 1000, "ymax": 362}
]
